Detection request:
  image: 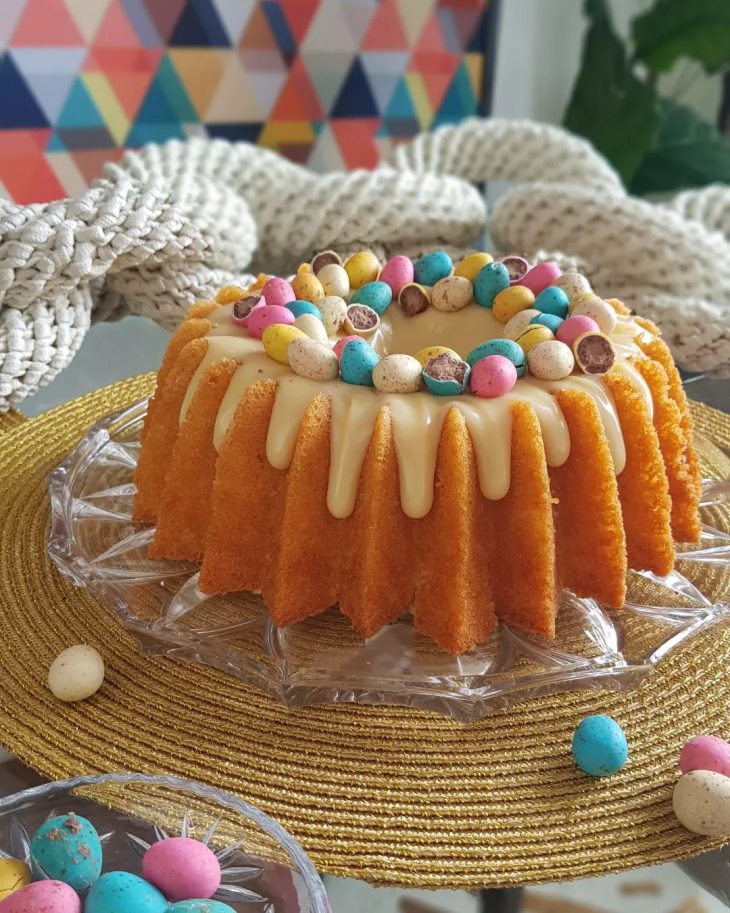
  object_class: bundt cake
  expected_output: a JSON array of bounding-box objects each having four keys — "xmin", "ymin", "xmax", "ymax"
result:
[{"xmin": 133, "ymin": 249, "xmax": 701, "ymax": 655}]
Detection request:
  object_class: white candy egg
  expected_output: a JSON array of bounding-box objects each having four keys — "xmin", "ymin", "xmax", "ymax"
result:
[
  {"xmin": 572, "ymin": 298, "xmax": 617, "ymax": 334},
  {"xmin": 294, "ymin": 313, "xmax": 328, "ymax": 343},
  {"xmin": 373, "ymin": 354, "xmax": 423, "ymax": 393},
  {"xmin": 503, "ymin": 309, "xmax": 541, "ymax": 341},
  {"xmin": 288, "ymin": 338, "xmax": 340, "ymax": 382},
  {"xmin": 552, "ymin": 271, "xmax": 592, "ymax": 299},
  {"xmin": 48, "ymin": 645, "xmax": 105, "ymax": 702},
  {"xmin": 527, "ymin": 340, "xmax": 575, "ymax": 380},
  {"xmin": 317, "ymin": 263, "xmax": 350, "ymax": 299},
  {"xmin": 673, "ymin": 770, "xmax": 730, "ymax": 836},
  {"xmin": 318, "ymin": 296, "xmax": 348, "ymax": 335}
]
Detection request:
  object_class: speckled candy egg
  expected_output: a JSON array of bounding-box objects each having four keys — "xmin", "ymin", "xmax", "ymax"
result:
[
  {"xmin": 231, "ymin": 293, "xmax": 264, "ymax": 327},
  {"xmin": 344, "ymin": 251, "xmax": 380, "ymax": 288},
  {"xmin": 530, "ymin": 312, "xmax": 564, "ymax": 334},
  {"xmin": 293, "ymin": 313, "xmax": 328, "ymax": 343},
  {"xmin": 47, "ymin": 645, "xmax": 104, "ymax": 703},
  {"xmin": 86, "ymin": 872, "xmax": 168, "ymax": 913},
  {"xmin": 414, "ymin": 345, "xmax": 460, "ymax": 368},
  {"xmin": 311, "ymin": 249, "xmax": 341, "ymax": 273},
  {"xmin": 473, "ymin": 261, "xmax": 510, "ymax": 308},
  {"xmin": 289, "ymin": 338, "xmax": 340, "ymax": 382},
  {"xmin": 0, "ymin": 859, "xmax": 31, "ymax": 901},
  {"xmin": 30, "ymin": 813, "xmax": 101, "ymax": 892},
  {"xmin": 556, "ymin": 314, "xmax": 600, "ymax": 348},
  {"xmin": 317, "ymin": 263, "xmax": 349, "ymax": 299},
  {"xmin": 521, "ymin": 261, "xmax": 561, "ymax": 295},
  {"xmin": 568, "ymin": 291, "xmax": 601, "ymax": 313},
  {"xmin": 260, "ymin": 277, "xmax": 295, "ymax": 309},
  {"xmin": 398, "ymin": 283, "xmax": 431, "ymax": 317},
  {"xmin": 350, "ymin": 280, "xmax": 393, "ymax": 315},
  {"xmin": 430, "ymin": 276, "xmax": 473, "ymax": 313},
  {"xmin": 572, "ymin": 715, "xmax": 628, "ymax": 777},
  {"xmin": 469, "ymin": 355, "xmax": 517, "ymax": 398},
  {"xmin": 0, "ymin": 880, "xmax": 81, "ymax": 913},
  {"xmin": 673, "ymin": 770, "xmax": 730, "ymax": 836},
  {"xmin": 503, "ymin": 309, "xmax": 541, "ymax": 341},
  {"xmin": 422, "ymin": 353, "xmax": 470, "ymax": 396},
  {"xmin": 262, "ymin": 324, "xmax": 307, "ymax": 364},
  {"xmin": 534, "ymin": 286, "xmax": 569, "ymax": 319},
  {"xmin": 291, "ymin": 269, "xmax": 324, "ymax": 303},
  {"xmin": 413, "ymin": 250, "xmax": 453, "ymax": 286},
  {"xmin": 340, "ymin": 339, "xmax": 381, "ymax": 386},
  {"xmin": 247, "ymin": 304, "xmax": 295, "ymax": 339},
  {"xmin": 499, "ymin": 254, "xmax": 529, "ymax": 285},
  {"xmin": 527, "ymin": 340, "xmax": 575, "ymax": 380},
  {"xmin": 492, "ymin": 284, "xmax": 536, "ymax": 323},
  {"xmin": 333, "ymin": 335, "xmax": 362, "ymax": 360},
  {"xmin": 680, "ymin": 735, "xmax": 730, "ymax": 777},
  {"xmin": 552, "ymin": 270, "xmax": 592, "ymax": 299},
  {"xmin": 286, "ymin": 300, "xmax": 322, "ymax": 321},
  {"xmin": 467, "ymin": 339, "xmax": 525, "ymax": 377},
  {"xmin": 572, "ymin": 298, "xmax": 617, "ymax": 334},
  {"xmin": 143, "ymin": 837, "xmax": 221, "ymax": 903},
  {"xmin": 515, "ymin": 324, "xmax": 554, "ymax": 355},
  {"xmin": 344, "ymin": 304, "xmax": 380, "ymax": 336},
  {"xmin": 373, "ymin": 354, "xmax": 423, "ymax": 393},
  {"xmin": 168, "ymin": 902, "xmax": 236, "ymax": 913},
  {"xmin": 454, "ymin": 252, "xmax": 492, "ymax": 282},
  {"xmin": 380, "ymin": 255, "xmax": 414, "ymax": 296},
  {"xmin": 318, "ymin": 296, "xmax": 348, "ymax": 335},
  {"xmin": 573, "ymin": 331, "xmax": 616, "ymax": 375}
]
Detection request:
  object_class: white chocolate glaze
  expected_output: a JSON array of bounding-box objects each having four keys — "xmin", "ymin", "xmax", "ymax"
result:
[{"xmin": 179, "ymin": 302, "xmax": 654, "ymax": 519}]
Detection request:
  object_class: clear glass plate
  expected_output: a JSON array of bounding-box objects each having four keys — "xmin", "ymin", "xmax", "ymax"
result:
[
  {"xmin": 47, "ymin": 398, "xmax": 730, "ymax": 723},
  {"xmin": 0, "ymin": 772, "xmax": 330, "ymax": 912}
]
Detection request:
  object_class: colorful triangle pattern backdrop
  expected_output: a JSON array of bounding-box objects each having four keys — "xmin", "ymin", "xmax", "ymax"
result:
[{"xmin": 0, "ymin": 0, "xmax": 492, "ymax": 204}]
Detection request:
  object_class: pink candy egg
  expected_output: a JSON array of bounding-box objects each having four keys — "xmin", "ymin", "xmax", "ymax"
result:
[
  {"xmin": 680, "ymin": 736, "xmax": 730, "ymax": 778},
  {"xmin": 333, "ymin": 335, "xmax": 362, "ymax": 359},
  {"xmin": 379, "ymin": 255, "xmax": 414, "ymax": 296},
  {"xmin": 0, "ymin": 880, "xmax": 81, "ymax": 913},
  {"xmin": 260, "ymin": 277, "xmax": 295, "ymax": 308},
  {"xmin": 521, "ymin": 261, "xmax": 561, "ymax": 296},
  {"xmin": 469, "ymin": 355, "xmax": 517, "ymax": 398},
  {"xmin": 231, "ymin": 296, "xmax": 265, "ymax": 328},
  {"xmin": 556, "ymin": 314, "xmax": 600, "ymax": 348},
  {"xmin": 143, "ymin": 837, "xmax": 221, "ymax": 902},
  {"xmin": 247, "ymin": 304, "xmax": 295, "ymax": 339}
]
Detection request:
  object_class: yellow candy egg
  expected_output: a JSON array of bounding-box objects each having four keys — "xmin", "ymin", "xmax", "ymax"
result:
[
  {"xmin": 492, "ymin": 284, "xmax": 536, "ymax": 323},
  {"xmin": 262, "ymin": 324, "xmax": 308, "ymax": 364},
  {"xmin": 515, "ymin": 324, "xmax": 554, "ymax": 355},
  {"xmin": 415, "ymin": 345, "xmax": 460, "ymax": 368},
  {"xmin": 291, "ymin": 270, "xmax": 324, "ymax": 303},
  {"xmin": 215, "ymin": 285, "xmax": 247, "ymax": 304},
  {"xmin": 569, "ymin": 291, "xmax": 601, "ymax": 313},
  {"xmin": 454, "ymin": 251, "xmax": 493, "ymax": 282},
  {"xmin": 0, "ymin": 858, "xmax": 31, "ymax": 900},
  {"xmin": 344, "ymin": 250, "xmax": 380, "ymax": 289}
]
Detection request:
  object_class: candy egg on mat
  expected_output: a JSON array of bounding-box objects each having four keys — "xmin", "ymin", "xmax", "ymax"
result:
[
  {"xmin": 47, "ymin": 645, "xmax": 104, "ymax": 703},
  {"xmin": 85, "ymin": 872, "xmax": 168, "ymax": 913},
  {"xmin": 333, "ymin": 335, "xmax": 362, "ymax": 360},
  {"xmin": 499, "ymin": 254, "xmax": 529, "ymax": 284},
  {"xmin": 553, "ymin": 270, "xmax": 592, "ymax": 299},
  {"xmin": 527, "ymin": 340, "xmax": 575, "ymax": 380},
  {"xmin": 422, "ymin": 353, "xmax": 470, "ymax": 396},
  {"xmin": 260, "ymin": 277, "xmax": 295, "ymax": 309},
  {"xmin": 286, "ymin": 300, "xmax": 322, "ymax": 321},
  {"xmin": 515, "ymin": 324, "xmax": 554, "ymax": 356},
  {"xmin": 503, "ymin": 309, "xmax": 540, "ymax": 341},
  {"xmin": 572, "ymin": 298, "xmax": 618, "ymax": 334},
  {"xmin": 247, "ymin": 305, "xmax": 295, "ymax": 340},
  {"xmin": 0, "ymin": 858, "xmax": 31, "ymax": 901},
  {"xmin": 231, "ymin": 293, "xmax": 264, "ymax": 327},
  {"xmin": 0, "ymin": 880, "xmax": 81, "ymax": 913},
  {"xmin": 572, "ymin": 715, "xmax": 628, "ymax": 777},
  {"xmin": 467, "ymin": 339, "xmax": 525, "ymax": 377},
  {"xmin": 556, "ymin": 314, "xmax": 600, "ymax": 348},
  {"xmin": 521, "ymin": 261, "xmax": 561, "ymax": 295},
  {"xmin": 414, "ymin": 250, "xmax": 453, "ymax": 286},
  {"xmin": 142, "ymin": 837, "xmax": 221, "ymax": 902},
  {"xmin": 679, "ymin": 735, "xmax": 730, "ymax": 777},
  {"xmin": 291, "ymin": 269, "xmax": 324, "ymax": 303},
  {"xmin": 311, "ymin": 249, "xmax": 341, "ymax": 273},
  {"xmin": 289, "ymin": 338, "xmax": 340, "ymax": 381},
  {"xmin": 534, "ymin": 286, "xmax": 569, "ymax": 319},
  {"xmin": 344, "ymin": 304, "xmax": 380, "ymax": 336},
  {"xmin": 344, "ymin": 250, "xmax": 380, "ymax": 288},
  {"xmin": 30, "ymin": 813, "xmax": 102, "ymax": 891},
  {"xmin": 168, "ymin": 902, "xmax": 236, "ymax": 913},
  {"xmin": 373, "ymin": 354, "xmax": 423, "ymax": 393},
  {"xmin": 350, "ymin": 280, "xmax": 392, "ymax": 315},
  {"xmin": 469, "ymin": 355, "xmax": 517, "ymax": 398},
  {"xmin": 530, "ymin": 312, "xmax": 564, "ymax": 334},
  {"xmin": 293, "ymin": 314, "xmax": 328, "ymax": 343},
  {"xmin": 474, "ymin": 261, "xmax": 510, "ymax": 308},
  {"xmin": 492, "ymin": 285, "xmax": 535, "ymax": 323},
  {"xmin": 318, "ymin": 296, "xmax": 348, "ymax": 335},
  {"xmin": 262, "ymin": 324, "xmax": 307, "ymax": 365},
  {"xmin": 317, "ymin": 263, "xmax": 349, "ymax": 299},
  {"xmin": 380, "ymin": 255, "xmax": 414, "ymax": 296},
  {"xmin": 340, "ymin": 339, "xmax": 380, "ymax": 386},
  {"xmin": 673, "ymin": 770, "xmax": 730, "ymax": 836},
  {"xmin": 573, "ymin": 332, "xmax": 616, "ymax": 375},
  {"xmin": 455, "ymin": 251, "xmax": 492, "ymax": 282},
  {"xmin": 430, "ymin": 276, "xmax": 473, "ymax": 312},
  {"xmin": 415, "ymin": 345, "xmax": 460, "ymax": 368},
  {"xmin": 398, "ymin": 283, "xmax": 431, "ymax": 317}
]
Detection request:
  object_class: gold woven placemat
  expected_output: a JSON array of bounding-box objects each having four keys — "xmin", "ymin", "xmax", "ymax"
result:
[
  {"xmin": 0, "ymin": 374, "xmax": 729, "ymax": 889},
  {"xmin": 0, "ymin": 408, "xmax": 25, "ymax": 433}
]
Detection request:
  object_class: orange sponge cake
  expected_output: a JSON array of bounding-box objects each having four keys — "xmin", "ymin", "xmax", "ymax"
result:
[{"xmin": 134, "ymin": 250, "xmax": 701, "ymax": 654}]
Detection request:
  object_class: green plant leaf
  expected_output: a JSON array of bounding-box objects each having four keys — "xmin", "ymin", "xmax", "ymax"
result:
[
  {"xmin": 632, "ymin": 0, "xmax": 730, "ymax": 73},
  {"xmin": 630, "ymin": 97, "xmax": 730, "ymax": 193},
  {"xmin": 564, "ymin": 0, "xmax": 660, "ymax": 184}
]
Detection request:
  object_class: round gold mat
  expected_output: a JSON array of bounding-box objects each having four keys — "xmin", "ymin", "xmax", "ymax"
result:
[{"xmin": 1, "ymin": 375, "xmax": 729, "ymax": 889}]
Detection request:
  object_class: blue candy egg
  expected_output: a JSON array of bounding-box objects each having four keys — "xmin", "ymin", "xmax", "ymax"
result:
[
  {"xmin": 473, "ymin": 262, "xmax": 510, "ymax": 308},
  {"xmin": 422, "ymin": 354, "xmax": 470, "ymax": 396},
  {"xmin": 572, "ymin": 715, "xmax": 628, "ymax": 777},
  {"xmin": 413, "ymin": 250, "xmax": 453, "ymax": 286},
  {"xmin": 340, "ymin": 339, "xmax": 381, "ymax": 386},
  {"xmin": 30, "ymin": 812, "xmax": 102, "ymax": 891},
  {"xmin": 534, "ymin": 286, "xmax": 569, "ymax": 318},
  {"xmin": 350, "ymin": 280, "xmax": 393, "ymax": 315},
  {"xmin": 530, "ymin": 312, "xmax": 564, "ymax": 333},
  {"xmin": 286, "ymin": 300, "xmax": 323, "ymax": 321},
  {"xmin": 86, "ymin": 872, "xmax": 168, "ymax": 913},
  {"xmin": 466, "ymin": 339, "xmax": 526, "ymax": 377},
  {"xmin": 169, "ymin": 902, "xmax": 236, "ymax": 913}
]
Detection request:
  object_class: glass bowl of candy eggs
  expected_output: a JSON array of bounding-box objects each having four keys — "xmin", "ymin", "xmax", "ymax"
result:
[{"xmin": 0, "ymin": 773, "xmax": 330, "ymax": 912}]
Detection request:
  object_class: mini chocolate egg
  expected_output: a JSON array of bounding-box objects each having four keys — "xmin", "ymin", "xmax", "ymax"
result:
[
  {"xmin": 521, "ymin": 261, "xmax": 561, "ymax": 295},
  {"xmin": 318, "ymin": 296, "xmax": 348, "ymax": 335},
  {"xmin": 572, "ymin": 298, "xmax": 617, "ymax": 334},
  {"xmin": 552, "ymin": 270, "xmax": 592, "ymax": 299},
  {"xmin": 673, "ymin": 770, "xmax": 730, "ymax": 836},
  {"xmin": 168, "ymin": 902, "xmax": 236, "ymax": 913},
  {"xmin": 515, "ymin": 324, "xmax": 554, "ymax": 355},
  {"xmin": 422, "ymin": 353, "xmax": 470, "ymax": 396},
  {"xmin": 568, "ymin": 291, "xmax": 601, "ymax": 313},
  {"xmin": 0, "ymin": 880, "xmax": 80, "ymax": 913},
  {"xmin": 262, "ymin": 324, "xmax": 307, "ymax": 364},
  {"xmin": 527, "ymin": 340, "xmax": 575, "ymax": 380},
  {"xmin": 350, "ymin": 280, "xmax": 392, "ymax": 315},
  {"xmin": 413, "ymin": 250, "xmax": 453, "ymax": 286},
  {"xmin": 373, "ymin": 354, "xmax": 423, "ymax": 393},
  {"xmin": 247, "ymin": 304, "xmax": 295, "ymax": 339},
  {"xmin": 215, "ymin": 285, "xmax": 246, "ymax": 305},
  {"xmin": 286, "ymin": 300, "xmax": 322, "ymax": 321},
  {"xmin": 340, "ymin": 339, "xmax": 381, "ymax": 386},
  {"xmin": 143, "ymin": 837, "xmax": 221, "ymax": 903},
  {"xmin": 499, "ymin": 254, "xmax": 529, "ymax": 284},
  {"xmin": 0, "ymin": 858, "xmax": 31, "ymax": 900},
  {"xmin": 294, "ymin": 313, "xmax": 328, "ymax": 343},
  {"xmin": 333, "ymin": 335, "xmax": 362, "ymax": 360},
  {"xmin": 572, "ymin": 715, "xmax": 628, "ymax": 777},
  {"xmin": 291, "ymin": 269, "xmax": 324, "ymax": 303},
  {"xmin": 530, "ymin": 312, "xmax": 564, "ymax": 334},
  {"xmin": 344, "ymin": 250, "xmax": 380, "ymax": 288},
  {"xmin": 289, "ymin": 338, "xmax": 340, "ymax": 381},
  {"xmin": 503, "ymin": 309, "xmax": 541, "ymax": 341},
  {"xmin": 467, "ymin": 339, "xmax": 525, "ymax": 377},
  {"xmin": 231, "ymin": 293, "xmax": 264, "ymax": 327},
  {"xmin": 680, "ymin": 735, "xmax": 730, "ymax": 777},
  {"xmin": 317, "ymin": 263, "xmax": 350, "ymax": 299},
  {"xmin": 473, "ymin": 261, "xmax": 510, "ymax": 308},
  {"xmin": 31, "ymin": 812, "xmax": 102, "ymax": 891},
  {"xmin": 344, "ymin": 303, "xmax": 380, "ymax": 336},
  {"xmin": 311, "ymin": 249, "xmax": 341, "ymax": 273},
  {"xmin": 47, "ymin": 645, "xmax": 104, "ymax": 703},
  {"xmin": 556, "ymin": 314, "xmax": 600, "ymax": 348},
  {"xmin": 430, "ymin": 276, "xmax": 472, "ymax": 312},
  {"xmin": 260, "ymin": 277, "xmax": 295, "ymax": 309},
  {"xmin": 380, "ymin": 255, "xmax": 414, "ymax": 296},
  {"xmin": 415, "ymin": 345, "xmax": 460, "ymax": 368},
  {"xmin": 454, "ymin": 252, "xmax": 493, "ymax": 282},
  {"xmin": 534, "ymin": 285, "xmax": 569, "ymax": 318},
  {"xmin": 573, "ymin": 331, "xmax": 616, "ymax": 375},
  {"xmin": 86, "ymin": 872, "xmax": 168, "ymax": 913},
  {"xmin": 469, "ymin": 355, "xmax": 517, "ymax": 398},
  {"xmin": 398, "ymin": 282, "xmax": 431, "ymax": 317},
  {"xmin": 492, "ymin": 284, "xmax": 535, "ymax": 323}
]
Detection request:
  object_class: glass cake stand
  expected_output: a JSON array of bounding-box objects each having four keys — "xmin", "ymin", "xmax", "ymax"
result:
[{"xmin": 47, "ymin": 397, "xmax": 730, "ymax": 723}]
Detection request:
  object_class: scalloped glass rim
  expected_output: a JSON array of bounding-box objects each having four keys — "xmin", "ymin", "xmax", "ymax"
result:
[{"xmin": 47, "ymin": 397, "xmax": 730, "ymax": 724}]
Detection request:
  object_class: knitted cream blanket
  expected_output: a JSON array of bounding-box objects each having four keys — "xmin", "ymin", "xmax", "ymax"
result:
[{"xmin": 1, "ymin": 118, "xmax": 728, "ymax": 410}]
